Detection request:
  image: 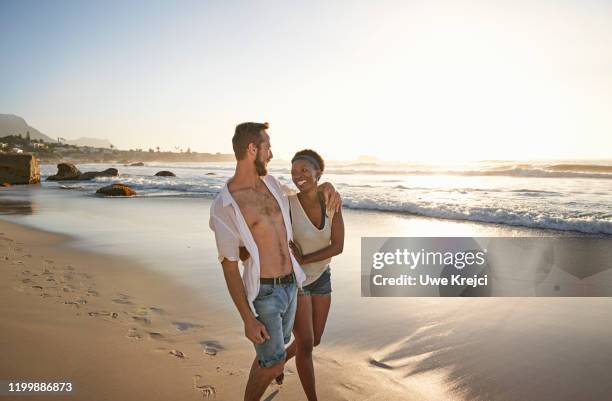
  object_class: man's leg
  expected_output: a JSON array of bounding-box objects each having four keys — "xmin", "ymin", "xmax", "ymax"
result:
[
  {"xmin": 245, "ymin": 357, "xmax": 285, "ymax": 401},
  {"xmin": 247, "ymin": 283, "xmax": 291, "ymax": 401}
]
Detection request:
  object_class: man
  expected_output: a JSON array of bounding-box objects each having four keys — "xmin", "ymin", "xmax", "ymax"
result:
[{"xmin": 209, "ymin": 122, "xmax": 340, "ymax": 401}]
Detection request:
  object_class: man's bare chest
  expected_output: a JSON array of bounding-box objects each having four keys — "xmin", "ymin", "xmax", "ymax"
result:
[{"xmin": 232, "ymin": 187, "xmax": 284, "ymax": 229}]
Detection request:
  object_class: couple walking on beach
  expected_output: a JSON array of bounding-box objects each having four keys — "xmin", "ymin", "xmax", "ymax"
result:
[{"xmin": 209, "ymin": 122, "xmax": 345, "ymax": 401}]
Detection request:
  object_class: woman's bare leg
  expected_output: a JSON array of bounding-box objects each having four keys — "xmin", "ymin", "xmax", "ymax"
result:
[
  {"xmin": 293, "ymin": 295, "xmax": 317, "ymax": 401},
  {"xmin": 311, "ymin": 295, "xmax": 331, "ymax": 347}
]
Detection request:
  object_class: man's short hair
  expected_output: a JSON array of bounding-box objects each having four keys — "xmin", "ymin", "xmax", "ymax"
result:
[{"xmin": 232, "ymin": 122, "xmax": 269, "ymax": 160}]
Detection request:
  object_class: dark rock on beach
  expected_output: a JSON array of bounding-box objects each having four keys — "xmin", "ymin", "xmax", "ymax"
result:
[
  {"xmin": 47, "ymin": 163, "xmax": 118, "ymax": 181},
  {"xmin": 130, "ymin": 162, "xmax": 145, "ymax": 166},
  {"xmin": 79, "ymin": 168, "xmax": 118, "ymax": 180},
  {"xmin": 95, "ymin": 183, "xmax": 137, "ymax": 197},
  {"xmin": 155, "ymin": 170, "xmax": 176, "ymax": 177},
  {"xmin": 47, "ymin": 163, "xmax": 81, "ymax": 181},
  {"xmin": 0, "ymin": 154, "xmax": 41, "ymax": 184}
]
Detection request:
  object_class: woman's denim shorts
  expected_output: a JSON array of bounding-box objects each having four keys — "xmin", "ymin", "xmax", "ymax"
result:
[{"xmin": 299, "ymin": 267, "xmax": 332, "ymax": 296}]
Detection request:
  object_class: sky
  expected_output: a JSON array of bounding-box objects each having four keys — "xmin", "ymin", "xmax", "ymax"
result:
[{"xmin": 1, "ymin": 0, "xmax": 611, "ymax": 162}]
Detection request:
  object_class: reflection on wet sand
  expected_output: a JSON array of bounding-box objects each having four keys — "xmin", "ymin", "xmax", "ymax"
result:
[
  {"xmin": 367, "ymin": 298, "xmax": 612, "ymax": 401},
  {"xmin": 0, "ymin": 193, "xmax": 37, "ymax": 215}
]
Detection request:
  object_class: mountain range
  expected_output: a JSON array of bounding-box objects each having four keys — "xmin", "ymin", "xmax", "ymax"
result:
[{"xmin": 0, "ymin": 114, "xmax": 111, "ymax": 147}]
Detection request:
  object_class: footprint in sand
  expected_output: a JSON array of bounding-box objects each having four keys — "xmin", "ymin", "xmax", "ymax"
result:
[
  {"xmin": 200, "ymin": 341, "xmax": 224, "ymax": 356},
  {"xmin": 62, "ymin": 285, "xmax": 77, "ymax": 292},
  {"xmin": 149, "ymin": 307, "xmax": 165, "ymax": 315},
  {"xmin": 172, "ymin": 321, "xmax": 204, "ymax": 331},
  {"xmin": 89, "ymin": 311, "xmax": 118, "ymax": 319},
  {"xmin": 127, "ymin": 328, "xmax": 142, "ymax": 339},
  {"xmin": 134, "ymin": 306, "xmax": 150, "ymax": 316},
  {"xmin": 146, "ymin": 332, "xmax": 165, "ymax": 341},
  {"xmin": 169, "ymin": 349, "xmax": 185, "ymax": 358},
  {"xmin": 131, "ymin": 316, "xmax": 151, "ymax": 325},
  {"xmin": 339, "ymin": 382, "xmax": 362, "ymax": 392},
  {"xmin": 112, "ymin": 298, "xmax": 133, "ymax": 305},
  {"xmin": 31, "ymin": 285, "xmax": 43, "ymax": 290},
  {"xmin": 193, "ymin": 375, "xmax": 216, "ymax": 399}
]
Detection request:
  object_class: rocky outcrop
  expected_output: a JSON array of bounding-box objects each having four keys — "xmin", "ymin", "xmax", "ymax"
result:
[
  {"xmin": 155, "ymin": 170, "xmax": 176, "ymax": 177},
  {"xmin": 79, "ymin": 168, "xmax": 118, "ymax": 180},
  {"xmin": 95, "ymin": 183, "xmax": 137, "ymax": 197},
  {"xmin": 47, "ymin": 163, "xmax": 118, "ymax": 181},
  {"xmin": 130, "ymin": 162, "xmax": 144, "ymax": 166},
  {"xmin": 47, "ymin": 163, "xmax": 81, "ymax": 181},
  {"xmin": 0, "ymin": 154, "xmax": 41, "ymax": 184}
]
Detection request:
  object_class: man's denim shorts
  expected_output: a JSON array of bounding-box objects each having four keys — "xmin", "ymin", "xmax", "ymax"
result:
[
  {"xmin": 252, "ymin": 280, "xmax": 297, "ymax": 368},
  {"xmin": 299, "ymin": 268, "xmax": 332, "ymax": 296}
]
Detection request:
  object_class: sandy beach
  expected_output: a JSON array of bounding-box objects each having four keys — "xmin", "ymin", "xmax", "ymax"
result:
[
  {"xmin": 0, "ymin": 218, "xmax": 412, "ymax": 401},
  {"xmin": 1, "ymin": 180, "xmax": 611, "ymax": 401}
]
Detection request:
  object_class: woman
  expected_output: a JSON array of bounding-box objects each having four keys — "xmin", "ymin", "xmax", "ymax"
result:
[{"xmin": 283, "ymin": 149, "xmax": 345, "ymax": 401}]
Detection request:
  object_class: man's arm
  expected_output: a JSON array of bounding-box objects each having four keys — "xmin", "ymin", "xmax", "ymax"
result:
[
  {"xmin": 318, "ymin": 182, "xmax": 342, "ymax": 213},
  {"xmin": 275, "ymin": 175, "xmax": 340, "ymax": 212},
  {"xmin": 272, "ymin": 177, "xmax": 342, "ymax": 213},
  {"xmin": 220, "ymin": 258, "xmax": 269, "ymax": 344}
]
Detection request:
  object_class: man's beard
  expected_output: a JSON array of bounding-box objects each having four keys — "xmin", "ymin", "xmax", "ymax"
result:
[{"xmin": 255, "ymin": 156, "xmax": 267, "ymax": 176}]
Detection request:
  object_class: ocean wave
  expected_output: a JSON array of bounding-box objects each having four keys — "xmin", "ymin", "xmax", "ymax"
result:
[
  {"xmin": 341, "ymin": 199, "xmax": 612, "ymax": 235},
  {"xmin": 41, "ymin": 162, "xmax": 612, "ymax": 180},
  {"xmin": 267, "ymin": 163, "xmax": 612, "ymax": 179},
  {"xmin": 546, "ymin": 164, "xmax": 612, "ymax": 173},
  {"xmin": 319, "ymin": 167, "xmax": 612, "ymax": 179},
  {"xmin": 38, "ymin": 170, "xmax": 610, "ymax": 235}
]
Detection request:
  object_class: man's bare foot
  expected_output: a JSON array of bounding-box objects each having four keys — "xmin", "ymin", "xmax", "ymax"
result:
[{"xmin": 274, "ymin": 372, "xmax": 284, "ymax": 385}]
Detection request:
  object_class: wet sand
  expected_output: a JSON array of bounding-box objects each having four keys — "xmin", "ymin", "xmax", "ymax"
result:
[
  {"xmin": 0, "ymin": 219, "xmax": 411, "ymax": 401},
  {"xmin": 1, "ymin": 184, "xmax": 611, "ymax": 400}
]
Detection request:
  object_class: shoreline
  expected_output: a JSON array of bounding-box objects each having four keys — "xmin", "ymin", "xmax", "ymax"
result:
[
  {"xmin": 2, "ymin": 185, "xmax": 612, "ymax": 400},
  {"xmin": 31, "ymin": 161, "xmax": 612, "ymax": 236}
]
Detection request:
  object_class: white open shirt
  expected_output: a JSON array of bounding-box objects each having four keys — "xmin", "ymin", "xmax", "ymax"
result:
[{"xmin": 209, "ymin": 174, "xmax": 306, "ymax": 315}]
